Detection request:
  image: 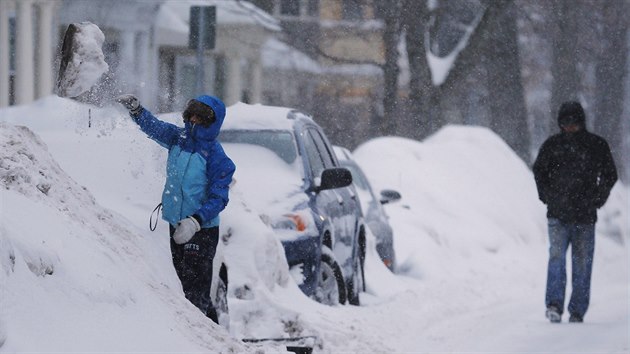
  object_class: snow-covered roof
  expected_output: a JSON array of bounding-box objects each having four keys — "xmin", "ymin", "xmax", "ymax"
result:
[
  {"xmin": 262, "ymin": 38, "xmax": 322, "ymax": 74},
  {"xmin": 324, "ymin": 63, "xmax": 382, "ymax": 77},
  {"xmin": 156, "ymin": 0, "xmax": 281, "ymax": 35},
  {"xmin": 320, "ymin": 19, "xmax": 383, "ymax": 31},
  {"xmin": 262, "ymin": 38, "xmax": 382, "ymax": 77}
]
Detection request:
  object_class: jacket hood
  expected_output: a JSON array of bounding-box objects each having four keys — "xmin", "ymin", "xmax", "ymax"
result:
[
  {"xmin": 186, "ymin": 95, "xmax": 226, "ymax": 141},
  {"xmin": 557, "ymin": 101, "xmax": 586, "ymax": 128}
]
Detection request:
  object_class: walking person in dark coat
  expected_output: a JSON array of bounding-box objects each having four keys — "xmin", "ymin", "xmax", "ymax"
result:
[{"xmin": 533, "ymin": 101, "xmax": 617, "ymax": 323}]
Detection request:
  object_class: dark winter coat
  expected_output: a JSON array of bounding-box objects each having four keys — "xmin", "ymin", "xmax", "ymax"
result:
[
  {"xmin": 132, "ymin": 95, "xmax": 236, "ymax": 228},
  {"xmin": 533, "ymin": 129, "xmax": 617, "ymax": 224}
]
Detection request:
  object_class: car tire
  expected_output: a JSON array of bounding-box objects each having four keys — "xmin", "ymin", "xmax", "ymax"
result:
[{"xmin": 315, "ymin": 246, "xmax": 347, "ymax": 305}]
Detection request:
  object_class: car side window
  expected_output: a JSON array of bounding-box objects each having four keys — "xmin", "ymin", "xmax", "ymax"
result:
[
  {"xmin": 308, "ymin": 129, "xmax": 336, "ymax": 168},
  {"xmin": 303, "ymin": 130, "xmax": 326, "ymax": 178}
]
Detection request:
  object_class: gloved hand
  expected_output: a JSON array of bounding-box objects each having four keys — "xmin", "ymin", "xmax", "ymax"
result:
[
  {"xmin": 172, "ymin": 215, "xmax": 201, "ymax": 244},
  {"xmin": 115, "ymin": 94, "xmax": 142, "ymax": 115}
]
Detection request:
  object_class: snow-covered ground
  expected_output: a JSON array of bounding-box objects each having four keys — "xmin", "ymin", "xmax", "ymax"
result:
[{"xmin": 1, "ymin": 96, "xmax": 628, "ymax": 353}]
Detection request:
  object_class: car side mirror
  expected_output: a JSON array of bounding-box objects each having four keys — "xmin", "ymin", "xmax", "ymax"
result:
[
  {"xmin": 315, "ymin": 167, "xmax": 353, "ymax": 192},
  {"xmin": 380, "ymin": 189, "xmax": 402, "ymax": 204}
]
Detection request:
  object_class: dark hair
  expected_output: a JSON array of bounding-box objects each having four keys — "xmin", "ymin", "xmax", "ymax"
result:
[{"xmin": 183, "ymin": 99, "xmax": 216, "ymax": 126}]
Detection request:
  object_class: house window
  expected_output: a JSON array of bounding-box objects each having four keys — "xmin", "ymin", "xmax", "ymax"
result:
[
  {"xmin": 342, "ymin": 0, "xmax": 363, "ymax": 21},
  {"xmin": 250, "ymin": 0, "xmax": 273, "ymax": 14},
  {"xmin": 307, "ymin": 0, "xmax": 319, "ymax": 16},
  {"xmin": 280, "ymin": 0, "xmax": 300, "ymax": 16}
]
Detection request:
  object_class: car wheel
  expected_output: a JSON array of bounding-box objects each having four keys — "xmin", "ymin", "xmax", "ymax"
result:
[
  {"xmin": 315, "ymin": 246, "xmax": 347, "ymax": 305},
  {"xmin": 214, "ymin": 264, "xmax": 230, "ymax": 330}
]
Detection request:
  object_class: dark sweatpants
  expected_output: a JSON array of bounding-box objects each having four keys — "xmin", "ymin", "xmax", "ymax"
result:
[{"xmin": 169, "ymin": 225, "xmax": 219, "ymax": 321}]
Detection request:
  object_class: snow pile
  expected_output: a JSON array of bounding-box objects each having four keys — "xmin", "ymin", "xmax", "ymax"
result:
[
  {"xmin": 220, "ymin": 191, "xmax": 323, "ymax": 343},
  {"xmin": 0, "ymin": 123, "xmax": 249, "ymax": 352},
  {"xmin": 354, "ymin": 126, "xmax": 547, "ymax": 279},
  {"xmin": 56, "ymin": 22, "xmax": 109, "ymax": 98}
]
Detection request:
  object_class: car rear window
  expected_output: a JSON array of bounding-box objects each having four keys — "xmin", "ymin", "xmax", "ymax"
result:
[{"xmin": 219, "ymin": 130, "xmax": 297, "ymax": 164}]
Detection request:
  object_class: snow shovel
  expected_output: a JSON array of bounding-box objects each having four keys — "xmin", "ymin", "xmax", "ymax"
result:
[{"xmin": 56, "ymin": 22, "xmax": 109, "ymax": 98}]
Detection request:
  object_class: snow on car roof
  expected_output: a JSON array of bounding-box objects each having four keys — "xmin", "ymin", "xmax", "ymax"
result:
[{"xmin": 223, "ymin": 102, "xmax": 309, "ymax": 131}]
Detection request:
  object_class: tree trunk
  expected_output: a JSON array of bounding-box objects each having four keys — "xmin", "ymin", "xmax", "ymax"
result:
[
  {"xmin": 593, "ymin": 0, "xmax": 629, "ymax": 183},
  {"xmin": 375, "ymin": 0, "xmax": 402, "ymax": 137},
  {"xmin": 402, "ymin": 0, "xmax": 435, "ymax": 140},
  {"xmin": 549, "ymin": 0, "xmax": 581, "ymax": 134},
  {"xmin": 484, "ymin": 1, "xmax": 530, "ymax": 162},
  {"xmin": 431, "ymin": 0, "xmax": 530, "ymax": 162}
]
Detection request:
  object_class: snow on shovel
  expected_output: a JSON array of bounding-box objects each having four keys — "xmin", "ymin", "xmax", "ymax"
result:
[{"xmin": 56, "ymin": 22, "xmax": 109, "ymax": 98}]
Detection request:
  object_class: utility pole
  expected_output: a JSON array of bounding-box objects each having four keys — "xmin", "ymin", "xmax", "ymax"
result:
[{"xmin": 189, "ymin": 6, "xmax": 216, "ymax": 96}]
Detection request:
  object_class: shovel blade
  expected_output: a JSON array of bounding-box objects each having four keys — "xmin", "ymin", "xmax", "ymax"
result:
[{"xmin": 56, "ymin": 22, "xmax": 108, "ymax": 98}]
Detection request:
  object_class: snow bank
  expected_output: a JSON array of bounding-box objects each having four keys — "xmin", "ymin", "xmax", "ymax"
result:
[
  {"xmin": 354, "ymin": 125, "xmax": 549, "ymax": 280},
  {"xmin": 0, "ymin": 123, "xmax": 247, "ymax": 352}
]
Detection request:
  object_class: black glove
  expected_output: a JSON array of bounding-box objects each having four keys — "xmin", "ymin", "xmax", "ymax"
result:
[{"xmin": 115, "ymin": 94, "xmax": 142, "ymax": 115}]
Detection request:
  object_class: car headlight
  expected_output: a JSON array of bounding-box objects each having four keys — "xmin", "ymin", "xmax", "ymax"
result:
[
  {"xmin": 272, "ymin": 213, "xmax": 307, "ymax": 231},
  {"xmin": 260, "ymin": 213, "xmax": 308, "ymax": 232}
]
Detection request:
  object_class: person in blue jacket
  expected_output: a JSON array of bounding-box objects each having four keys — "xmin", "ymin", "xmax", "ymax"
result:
[{"xmin": 116, "ymin": 94, "xmax": 235, "ymax": 324}]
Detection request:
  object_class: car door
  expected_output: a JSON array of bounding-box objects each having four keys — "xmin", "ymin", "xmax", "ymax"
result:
[
  {"xmin": 301, "ymin": 128, "xmax": 344, "ymax": 231},
  {"xmin": 304, "ymin": 127, "xmax": 357, "ymax": 275}
]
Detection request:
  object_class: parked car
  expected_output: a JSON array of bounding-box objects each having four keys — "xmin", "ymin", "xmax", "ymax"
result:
[
  {"xmin": 218, "ymin": 103, "xmax": 366, "ymax": 305},
  {"xmin": 333, "ymin": 146, "xmax": 401, "ymax": 272}
]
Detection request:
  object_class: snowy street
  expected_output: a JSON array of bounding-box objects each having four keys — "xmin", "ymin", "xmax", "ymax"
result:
[{"xmin": 1, "ymin": 97, "xmax": 627, "ymax": 353}]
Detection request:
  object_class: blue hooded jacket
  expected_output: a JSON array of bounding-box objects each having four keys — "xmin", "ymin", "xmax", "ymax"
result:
[{"xmin": 132, "ymin": 95, "xmax": 235, "ymax": 228}]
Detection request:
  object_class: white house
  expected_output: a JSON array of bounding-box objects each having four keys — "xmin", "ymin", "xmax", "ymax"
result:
[
  {"xmin": 1, "ymin": 0, "xmax": 280, "ymax": 112},
  {"xmin": 0, "ymin": 0, "xmax": 57, "ymax": 107},
  {"xmin": 155, "ymin": 0, "xmax": 280, "ymax": 111}
]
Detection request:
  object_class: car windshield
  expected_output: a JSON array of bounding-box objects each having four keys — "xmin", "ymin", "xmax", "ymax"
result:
[{"xmin": 219, "ymin": 130, "xmax": 297, "ymax": 164}]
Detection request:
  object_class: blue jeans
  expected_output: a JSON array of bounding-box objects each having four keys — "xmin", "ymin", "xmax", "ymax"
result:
[{"xmin": 545, "ymin": 218, "xmax": 595, "ymax": 317}]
